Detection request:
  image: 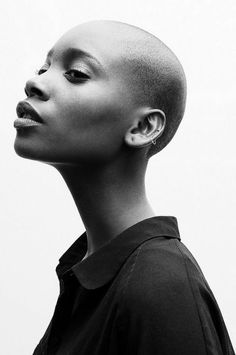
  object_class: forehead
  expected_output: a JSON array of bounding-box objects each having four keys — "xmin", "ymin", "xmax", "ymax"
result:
[{"xmin": 51, "ymin": 23, "xmax": 127, "ymax": 69}]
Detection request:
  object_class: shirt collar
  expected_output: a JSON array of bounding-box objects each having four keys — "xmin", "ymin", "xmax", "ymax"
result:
[{"xmin": 56, "ymin": 216, "xmax": 180, "ymax": 290}]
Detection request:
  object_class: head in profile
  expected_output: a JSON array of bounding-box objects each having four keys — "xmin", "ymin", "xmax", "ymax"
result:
[
  {"xmin": 14, "ymin": 19, "xmax": 186, "ymax": 166},
  {"xmin": 14, "ymin": 20, "xmax": 187, "ymax": 253}
]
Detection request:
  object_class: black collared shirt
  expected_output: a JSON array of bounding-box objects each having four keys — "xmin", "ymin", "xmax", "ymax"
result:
[{"xmin": 33, "ymin": 216, "xmax": 235, "ymax": 355}]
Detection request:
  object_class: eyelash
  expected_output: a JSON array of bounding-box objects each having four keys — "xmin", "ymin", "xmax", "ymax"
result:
[{"xmin": 35, "ymin": 67, "xmax": 90, "ymax": 82}]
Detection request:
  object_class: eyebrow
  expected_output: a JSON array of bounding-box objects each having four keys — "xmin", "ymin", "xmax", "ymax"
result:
[{"xmin": 46, "ymin": 47, "xmax": 104, "ymax": 73}]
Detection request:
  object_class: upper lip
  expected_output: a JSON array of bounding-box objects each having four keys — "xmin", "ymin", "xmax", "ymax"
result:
[{"xmin": 16, "ymin": 101, "xmax": 43, "ymax": 123}]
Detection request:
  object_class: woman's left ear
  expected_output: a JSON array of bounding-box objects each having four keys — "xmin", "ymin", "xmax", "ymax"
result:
[{"xmin": 124, "ymin": 109, "xmax": 166, "ymax": 148}]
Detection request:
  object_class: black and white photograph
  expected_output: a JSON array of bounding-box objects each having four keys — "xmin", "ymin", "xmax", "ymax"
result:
[{"xmin": 1, "ymin": 0, "xmax": 235, "ymax": 354}]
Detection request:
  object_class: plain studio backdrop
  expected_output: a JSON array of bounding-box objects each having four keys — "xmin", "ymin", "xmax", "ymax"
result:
[{"xmin": 0, "ymin": 0, "xmax": 235, "ymax": 353}]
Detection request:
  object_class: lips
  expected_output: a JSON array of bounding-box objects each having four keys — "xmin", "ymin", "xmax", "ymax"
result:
[{"xmin": 16, "ymin": 101, "xmax": 43, "ymax": 123}]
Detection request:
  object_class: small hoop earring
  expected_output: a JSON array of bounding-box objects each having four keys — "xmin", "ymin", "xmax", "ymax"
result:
[{"xmin": 152, "ymin": 139, "xmax": 156, "ymax": 145}]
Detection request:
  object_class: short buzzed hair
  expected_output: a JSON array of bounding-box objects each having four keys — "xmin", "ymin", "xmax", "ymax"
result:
[{"xmin": 93, "ymin": 21, "xmax": 187, "ymax": 159}]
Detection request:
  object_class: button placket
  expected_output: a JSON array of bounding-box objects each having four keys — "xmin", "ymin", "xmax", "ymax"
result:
[{"xmin": 47, "ymin": 271, "xmax": 76, "ymax": 354}]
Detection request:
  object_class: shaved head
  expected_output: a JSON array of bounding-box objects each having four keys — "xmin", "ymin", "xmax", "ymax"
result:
[
  {"xmin": 47, "ymin": 20, "xmax": 186, "ymax": 162},
  {"xmin": 71, "ymin": 20, "xmax": 186, "ymax": 158},
  {"xmin": 115, "ymin": 22, "xmax": 186, "ymax": 158}
]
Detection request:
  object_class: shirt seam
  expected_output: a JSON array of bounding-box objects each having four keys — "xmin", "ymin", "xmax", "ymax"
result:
[
  {"xmin": 174, "ymin": 239, "xmax": 209, "ymax": 355},
  {"xmin": 120, "ymin": 242, "xmax": 144, "ymax": 308}
]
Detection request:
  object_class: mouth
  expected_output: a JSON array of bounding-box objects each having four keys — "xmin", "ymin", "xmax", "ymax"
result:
[{"xmin": 16, "ymin": 101, "xmax": 43, "ymax": 123}]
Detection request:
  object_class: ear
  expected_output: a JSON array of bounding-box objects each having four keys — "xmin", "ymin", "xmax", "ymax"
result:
[{"xmin": 124, "ymin": 109, "xmax": 166, "ymax": 148}]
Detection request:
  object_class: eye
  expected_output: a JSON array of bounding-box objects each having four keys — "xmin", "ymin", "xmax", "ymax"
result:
[
  {"xmin": 64, "ymin": 69, "xmax": 90, "ymax": 82},
  {"xmin": 35, "ymin": 64, "xmax": 49, "ymax": 75}
]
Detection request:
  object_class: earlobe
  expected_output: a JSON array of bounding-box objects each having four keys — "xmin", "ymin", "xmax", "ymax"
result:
[{"xmin": 124, "ymin": 109, "xmax": 166, "ymax": 148}]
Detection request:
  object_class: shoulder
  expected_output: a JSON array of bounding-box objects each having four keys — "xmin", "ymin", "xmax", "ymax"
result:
[
  {"xmin": 115, "ymin": 237, "xmax": 209, "ymax": 352},
  {"xmin": 114, "ymin": 237, "xmax": 233, "ymax": 354},
  {"xmin": 122, "ymin": 237, "xmax": 197, "ymax": 290},
  {"xmin": 118, "ymin": 236, "xmax": 206, "ymax": 317}
]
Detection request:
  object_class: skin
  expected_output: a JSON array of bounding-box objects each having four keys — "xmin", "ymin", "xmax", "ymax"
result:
[{"xmin": 14, "ymin": 21, "xmax": 166, "ymax": 259}]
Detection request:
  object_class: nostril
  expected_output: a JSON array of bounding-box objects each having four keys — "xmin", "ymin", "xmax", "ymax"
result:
[
  {"xmin": 31, "ymin": 87, "xmax": 43, "ymax": 97},
  {"xmin": 24, "ymin": 85, "xmax": 44, "ymax": 98}
]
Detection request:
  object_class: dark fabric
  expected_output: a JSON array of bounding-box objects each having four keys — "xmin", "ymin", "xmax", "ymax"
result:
[{"xmin": 33, "ymin": 216, "xmax": 235, "ymax": 355}]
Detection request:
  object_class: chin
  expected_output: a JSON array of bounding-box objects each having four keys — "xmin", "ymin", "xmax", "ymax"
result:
[{"xmin": 14, "ymin": 137, "xmax": 46, "ymax": 163}]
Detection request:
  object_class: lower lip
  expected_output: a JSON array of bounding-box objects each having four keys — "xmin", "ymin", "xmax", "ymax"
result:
[{"xmin": 14, "ymin": 118, "xmax": 42, "ymax": 128}]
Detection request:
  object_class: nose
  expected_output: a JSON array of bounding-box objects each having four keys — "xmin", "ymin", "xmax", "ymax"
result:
[{"xmin": 24, "ymin": 77, "xmax": 50, "ymax": 101}]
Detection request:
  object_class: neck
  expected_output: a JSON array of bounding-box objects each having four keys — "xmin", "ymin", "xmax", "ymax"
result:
[{"xmin": 54, "ymin": 156, "xmax": 155, "ymax": 258}]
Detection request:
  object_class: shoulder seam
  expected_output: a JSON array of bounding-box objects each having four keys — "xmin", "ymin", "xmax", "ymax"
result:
[
  {"xmin": 174, "ymin": 239, "xmax": 209, "ymax": 355},
  {"xmin": 120, "ymin": 243, "xmax": 144, "ymax": 306}
]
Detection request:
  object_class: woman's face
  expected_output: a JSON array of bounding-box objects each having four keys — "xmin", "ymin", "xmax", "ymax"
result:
[{"xmin": 14, "ymin": 23, "xmax": 137, "ymax": 166}]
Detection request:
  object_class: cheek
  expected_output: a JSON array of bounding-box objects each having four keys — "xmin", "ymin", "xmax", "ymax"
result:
[
  {"xmin": 66, "ymin": 82, "xmax": 128, "ymax": 125},
  {"xmin": 53, "ymin": 84, "xmax": 132, "ymax": 163}
]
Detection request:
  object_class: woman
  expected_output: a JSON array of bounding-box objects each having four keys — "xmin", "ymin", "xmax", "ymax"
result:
[{"xmin": 14, "ymin": 20, "xmax": 235, "ymax": 355}]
